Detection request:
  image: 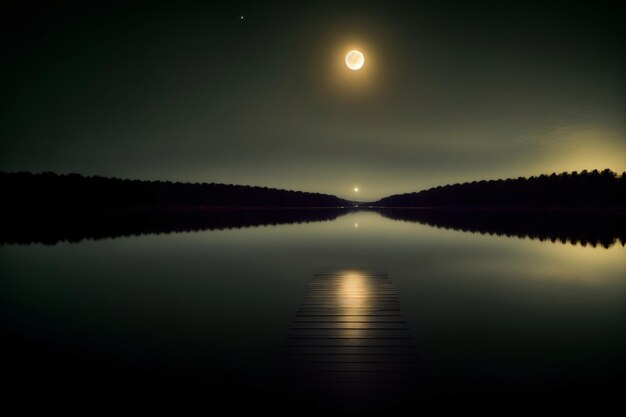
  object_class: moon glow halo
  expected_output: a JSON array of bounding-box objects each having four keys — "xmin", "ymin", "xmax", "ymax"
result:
[{"xmin": 345, "ymin": 50, "xmax": 365, "ymax": 70}]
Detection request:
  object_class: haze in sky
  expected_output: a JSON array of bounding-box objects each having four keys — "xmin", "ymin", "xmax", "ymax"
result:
[{"xmin": 2, "ymin": 1, "xmax": 624, "ymax": 200}]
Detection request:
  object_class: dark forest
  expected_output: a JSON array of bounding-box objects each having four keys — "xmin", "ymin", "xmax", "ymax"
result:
[
  {"xmin": 375, "ymin": 170, "xmax": 626, "ymax": 208},
  {"xmin": 2, "ymin": 169, "xmax": 626, "ymax": 210},
  {"xmin": 1, "ymin": 171, "xmax": 349, "ymax": 209}
]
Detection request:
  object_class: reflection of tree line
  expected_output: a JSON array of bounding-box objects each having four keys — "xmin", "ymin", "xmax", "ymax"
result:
[
  {"xmin": 3, "ymin": 208, "xmax": 623, "ymax": 248},
  {"xmin": 0, "ymin": 208, "xmax": 351, "ymax": 245},
  {"xmin": 376, "ymin": 170, "xmax": 626, "ymax": 208},
  {"xmin": 375, "ymin": 208, "xmax": 625, "ymax": 248}
]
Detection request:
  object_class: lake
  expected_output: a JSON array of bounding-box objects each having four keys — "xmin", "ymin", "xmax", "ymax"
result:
[{"xmin": 1, "ymin": 209, "xmax": 624, "ymax": 410}]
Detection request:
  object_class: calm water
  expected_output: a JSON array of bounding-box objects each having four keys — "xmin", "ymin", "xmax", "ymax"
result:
[{"xmin": 1, "ymin": 210, "xmax": 624, "ymax": 408}]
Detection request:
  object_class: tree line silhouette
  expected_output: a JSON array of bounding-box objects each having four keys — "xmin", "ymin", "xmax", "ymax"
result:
[
  {"xmin": 375, "ymin": 208, "xmax": 625, "ymax": 249},
  {"xmin": 1, "ymin": 171, "xmax": 349, "ymax": 209},
  {"xmin": 3, "ymin": 169, "xmax": 626, "ymax": 212},
  {"xmin": 375, "ymin": 169, "xmax": 626, "ymax": 208}
]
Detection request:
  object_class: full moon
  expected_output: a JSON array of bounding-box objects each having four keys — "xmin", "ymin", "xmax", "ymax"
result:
[{"xmin": 345, "ymin": 50, "xmax": 365, "ymax": 71}]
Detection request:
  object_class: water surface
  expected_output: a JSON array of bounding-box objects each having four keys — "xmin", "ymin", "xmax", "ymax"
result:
[{"xmin": 1, "ymin": 210, "xmax": 624, "ymax": 408}]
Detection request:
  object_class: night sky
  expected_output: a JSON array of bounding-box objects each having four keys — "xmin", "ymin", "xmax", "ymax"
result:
[{"xmin": 2, "ymin": 1, "xmax": 624, "ymax": 200}]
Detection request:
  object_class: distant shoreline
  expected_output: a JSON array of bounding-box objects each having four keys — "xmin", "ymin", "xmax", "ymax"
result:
[{"xmin": 2, "ymin": 170, "xmax": 624, "ymax": 210}]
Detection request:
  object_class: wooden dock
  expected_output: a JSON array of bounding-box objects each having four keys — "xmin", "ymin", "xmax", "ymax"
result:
[{"xmin": 276, "ymin": 271, "xmax": 421, "ymax": 407}]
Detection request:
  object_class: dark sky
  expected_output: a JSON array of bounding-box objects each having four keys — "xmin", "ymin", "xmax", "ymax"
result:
[{"xmin": 2, "ymin": 1, "xmax": 624, "ymax": 200}]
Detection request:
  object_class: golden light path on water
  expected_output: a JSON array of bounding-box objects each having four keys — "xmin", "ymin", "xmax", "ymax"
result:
[
  {"xmin": 339, "ymin": 271, "xmax": 370, "ymax": 311},
  {"xmin": 337, "ymin": 271, "xmax": 377, "ymax": 339}
]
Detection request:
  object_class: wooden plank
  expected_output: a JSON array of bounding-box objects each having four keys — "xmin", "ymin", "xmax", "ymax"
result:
[
  {"xmin": 280, "ymin": 345, "xmax": 420, "ymax": 355},
  {"xmin": 281, "ymin": 382, "xmax": 419, "ymax": 401},
  {"xmin": 295, "ymin": 311, "xmax": 403, "ymax": 316},
  {"xmin": 277, "ymin": 362, "xmax": 420, "ymax": 372},
  {"xmin": 290, "ymin": 322, "xmax": 410, "ymax": 329},
  {"xmin": 279, "ymin": 354, "xmax": 420, "ymax": 363},
  {"xmin": 303, "ymin": 294, "xmax": 398, "ymax": 297},
  {"xmin": 313, "ymin": 272, "xmax": 388, "ymax": 274},
  {"xmin": 293, "ymin": 318, "xmax": 408, "ymax": 321},
  {"xmin": 283, "ymin": 338, "xmax": 417, "ymax": 347},
  {"xmin": 278, "ymin": 371, "xmax": 418, "ymax": 383},
  {"xmin": 286, "ymin": 330, "xmax": 413, "ymax": 339},
  {"xmin": 296, "ymin": 311, "xmax": 404, "ymax": 320},
  {"xmin": 305, "ymin": 285, "xmax": 393, "ymax": 288},
  {"xmin": 299, "ymin": 300, "xmax": 400, "ymax": 304},
  {"xmin": 297, "ymin": 306, "xmax": 401, "ymax": 309}
]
